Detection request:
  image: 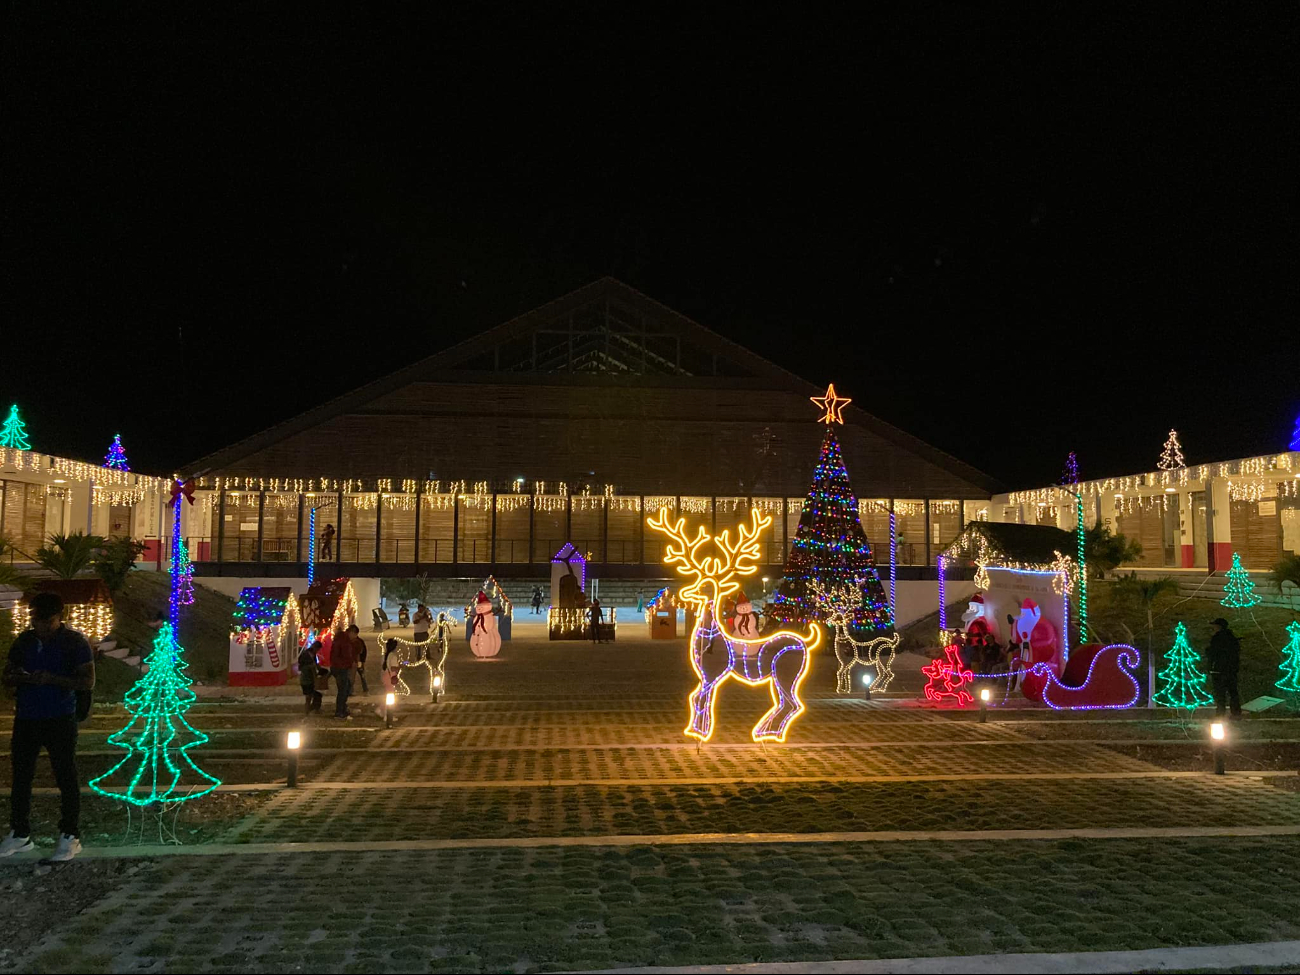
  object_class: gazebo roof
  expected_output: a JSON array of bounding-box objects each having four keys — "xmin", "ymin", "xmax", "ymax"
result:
[{"xmin": 942, "ymin": 521, "xmax": 1077, "ymax": 568}]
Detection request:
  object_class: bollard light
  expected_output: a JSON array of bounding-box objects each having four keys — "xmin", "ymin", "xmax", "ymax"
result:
[
  {"xmin": 979, "ymin": 686, "xmax": 991, "ymax": 723},
  {"xmin": 286, "ymin": 730, "xmax": 301, "ymax": 788},
  {"xmin": 385, "ymin": 691, "xmax": 396, "ymax": 728},
  {"xmin": 861, "ymin": 669, "xmax": 874, "ymax": 701},
  {"xmin": 1210, "ymin": 722, "xmax": 1225, "ymax": 740},
  {"xmin": 1210, "ymin": 721, "xmax": 1226, "ymax": 775},
  {"xmin": 432, "ymin": 674, "xmax": 442, "ymax": 688}
]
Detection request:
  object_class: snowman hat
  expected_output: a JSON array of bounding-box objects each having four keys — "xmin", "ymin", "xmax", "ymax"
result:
[
  {"xmin": 735, "ymin": 589, "xmax": 748, "ymax": 602},
  {"xmin": 476, "ymin": 591, "xmax": 490, "ymax": 604}
]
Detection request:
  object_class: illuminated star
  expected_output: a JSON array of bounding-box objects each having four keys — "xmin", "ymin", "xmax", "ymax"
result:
[{"xmin": 811, "ymin": 383, "xmax": 851, "ymax": 424}]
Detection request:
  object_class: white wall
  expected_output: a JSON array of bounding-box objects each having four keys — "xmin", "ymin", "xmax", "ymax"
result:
[{"xmin": 894, "ymin": 579, "xmax": 977, "ymax": 628}]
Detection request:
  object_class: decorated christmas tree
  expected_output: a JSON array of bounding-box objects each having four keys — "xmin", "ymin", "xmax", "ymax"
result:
[
  {"xmin": 103, "ymin": 433, "xmax": 130, "ymax": 471},
  {"xmin": 769, "ymin": 385, "xmax": 891, "ymax": 632},
  {"xmin": 1158, "ymin": 429, "xmax": 1185, "ymax": 470},
  {"xmin": 1060, "ymin": 451, "xmax": 1080, "ymax": 486},
  {"xmin": 0, "ymin": 404, "xmax": 31, "ymax": 450},
  {"xmin": 88, "ymin": 623, "xmax": 221, "ymax": 805},
  {"xmin": 1221, "ymin": 552, "xmax": 1262, "ymax": 609},
  {"xmin": 1276, "ymin": 621, "xmax": 1300, "ymax": 694},
  {"xmin": 1151, "ymin": 621, "xmax": 1214, "ymax": 709}
]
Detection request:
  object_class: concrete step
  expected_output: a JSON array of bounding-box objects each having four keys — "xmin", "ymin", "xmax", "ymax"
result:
[{"xmin": 103, "ymin": 646, "xmax": 131, "ymax": 660}]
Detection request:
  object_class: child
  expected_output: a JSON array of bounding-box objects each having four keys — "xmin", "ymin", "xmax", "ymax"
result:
[{"xmin": 298, "ymin": 641, "xmax": 324, "ymax": 716}]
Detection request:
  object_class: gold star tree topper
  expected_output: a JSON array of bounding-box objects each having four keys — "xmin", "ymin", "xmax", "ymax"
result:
[{"xmin": 811, "ymin": 383, "xmax": 851, "ymax": 424}]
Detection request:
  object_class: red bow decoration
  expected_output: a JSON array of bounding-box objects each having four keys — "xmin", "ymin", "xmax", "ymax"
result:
[{"xmin": 170, "ymin": 479, "xmax": 195, "ymax": 507}]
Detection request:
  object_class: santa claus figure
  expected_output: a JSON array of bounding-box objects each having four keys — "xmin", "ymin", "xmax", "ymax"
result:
[
  {"xmin": 1011, "ymin": 598, "xmax": 1062, "ymax": 702},
  {"xmin": 469, "ymin": 591, "xmax": 501, "ymax": 658},
  {"xmin": 960, "ymin": 594, "xmax": 999, "ymax": 643},
  {"xmin": 733, "ymin": 590, "xmax": 759, "ymax": 638}
]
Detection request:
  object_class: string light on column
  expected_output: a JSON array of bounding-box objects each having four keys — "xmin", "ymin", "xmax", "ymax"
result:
[
  {"xmin": 1076, "ymin": 490, "xmax": 1087, "ymax": 645},
  {"xmin": 308, "ymin": 507, "xmax": 317, "ymax": 587},
  {"xmin": 937, "ymin": 555, "xmax": 947, "ymax": 632}
]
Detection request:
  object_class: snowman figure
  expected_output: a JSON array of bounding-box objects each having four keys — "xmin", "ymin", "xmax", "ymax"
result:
[
  {"xmin": 733, "ymin": 590, "xmax": 759, "ymax": 638},
  {"xmin": 469, "ymin": 591, "xmax": 502, "ymax": 658}
]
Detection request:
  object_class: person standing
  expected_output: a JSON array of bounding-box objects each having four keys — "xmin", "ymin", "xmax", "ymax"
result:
[
  {"xmin": 412, "ymin": 604, "xmax": 432, "ymax": 642},
  {"xmin": 320, "ymin": 523, "xmax": 336, "ymax": 560},
  {"xmin": 1207, "ymin": 617, "xmax": 1243, "ymax": 719},
  {"xmin": 350, "ymin": 624, "xmax": 369, "ymax": 695},
  {"xmin": 330, "ymin": 626, "xmax": 357, "ymax": 719},
  {"xmin": 531, "ymin": 586, "xmax": 543, "ymax": 615},
  {"xmin": 1, "ymin": 593, "xmax": 95, "ymax": 862},
  {"xmin": 298, "ymin": 640, "xmax": 324, "ymax": 716},
  {"xmin": 589, "ymin": 598, "xmax": 604, "ymax": 645}
]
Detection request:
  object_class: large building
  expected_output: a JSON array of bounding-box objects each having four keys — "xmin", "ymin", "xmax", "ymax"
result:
[{"xmin": 178, "ymin": 278, "xmax": 998, "ymax": 577}]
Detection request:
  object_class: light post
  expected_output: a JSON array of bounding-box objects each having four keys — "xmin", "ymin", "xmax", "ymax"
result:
[
  {"xmin": 979, "ymin": 686, "xmax": 991, "ymax": 724},
  {"xmin": 286, "ymin": 730, "xmax": 301, "ymax": 788},
  {"xmin": 1210, "ymin": 721, "xmax": 1226, "ymax": 775},
  {"xmin": 385, "ymin": 692, "xmax": 396, "ymax": 729}
]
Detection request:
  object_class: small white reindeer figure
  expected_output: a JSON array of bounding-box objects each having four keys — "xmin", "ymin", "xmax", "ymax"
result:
[
  {"xmin": 647, "ymin": 507, "xmax": 821, "ymax": 742},
  {"xmin": 809, "ymin": 578, "xmax": 901, "ymax": 694}
]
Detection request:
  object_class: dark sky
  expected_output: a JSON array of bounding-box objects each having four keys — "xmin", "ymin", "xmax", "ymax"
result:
[{"xmin": 4, "ymin": 7, "xmax": 1296, "ymax": 490}]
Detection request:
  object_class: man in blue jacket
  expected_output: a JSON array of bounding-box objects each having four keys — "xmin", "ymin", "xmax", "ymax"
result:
[{"xmin": 1, "ymin": 592, "xmax": 96, "ymax": 861}]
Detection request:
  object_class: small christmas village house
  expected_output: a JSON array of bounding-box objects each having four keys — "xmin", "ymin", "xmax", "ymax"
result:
[
  {"xmin": 298, "ymin": 577, "xmax": 359, "ymax": 667},
  {"xmin": 11, "ymin": 578, "xmax": 115, "ymax": 645},
  {"xmin": 229, "ymin": 587, "xmax": 300, "ymax": 686}
]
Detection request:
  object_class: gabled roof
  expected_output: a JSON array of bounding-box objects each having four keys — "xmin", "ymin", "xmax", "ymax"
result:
[
  {"xmin": 185, "ymin": 277, "xmax": 998, "ymax": 491},
  {"xmin": 943, "ymin": 522, "xmax": 1077, "ymax": 567}
]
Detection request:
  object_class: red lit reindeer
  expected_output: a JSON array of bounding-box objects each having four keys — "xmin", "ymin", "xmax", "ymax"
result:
[{"xmin": 647, "ymin": 507, "xmax": 821, "ymax": 742}]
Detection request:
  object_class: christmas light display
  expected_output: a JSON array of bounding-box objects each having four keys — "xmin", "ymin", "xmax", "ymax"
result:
[
  {"xmin": 1151, "ymin": 622, "xmax": 1214, "ymax": 709},
  {"xmin": 1061, "ymin": 451, "xmax": 1080, "ymax": 486},
  {"xmin": 1158, "ymin": 429, "xmax": 1186, "ymax": 470},
  {"xmin": 103, "ymin": 433, "xmax": 130, "ymax": 471},
  {"xmin": 809, "ymin": 578, "xmax": 900, "ymax": 693},
  {"xmin": 11, "ymin": 595, "xmax": 114, "ymax": 644},
  {"xmin": 769, "ymin": 389, "xmax": 891, "ymax": 631},
  {"xmin": 307, "ymin": 506, "xmax": 317, "ymax": 587},
  {"xmin": 1221, "ymin": 552, "xmax": 1262, "ymax": 609},
  {"xmin": 1291, "ymin": 413, "xmax": 1300, "ymax": 451},
  {"xmin": 647, "ymin": 506, "xmax": 820, "ymax": 743},
  {"xmin": 1076, "ymin": 491, "xmax": 1087, "ymax": 644},
  {"xmin": 89, "ymin": 623, "xmax": 221, "ymax": 805},
  {"xmin": 229, "ymin": 587, "xmax": 298, "ymax": 684},
  {"xmin": 386, "ymin": 615, "xmax": 452, "ymax": 699},
  {"xmin": 175, "ymin": 537, "xmax": 195, "ymax": 607},
  {"xmin": 921, "ymin": 645, "xmax": 974, "ymax": 706},
  {"xmin": 167, "ymin": 480, "xmax": 194, "ymax": 631},
  {"xmin": 1275, "ymin": 622, "xmax": 1300, "ymax": 694},
  {"xmin": 0, "ymin": 404, "xmax": 31, "ymax": 450},
  {"xmin": 810, "ymin": 382, "xmax": 851, "ymax": 424},
  {"xmin": 1034, "ymin": 644, "xmax": 1141, "ymax": 710}
]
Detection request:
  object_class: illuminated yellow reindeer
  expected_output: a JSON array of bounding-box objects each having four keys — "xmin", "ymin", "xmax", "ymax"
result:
[
  {"xmin": 809, "ymin": 578, "xmax": 901, "ymax": 694},
  {"xmin": 647, "ymin": 507, "xmax": 821, "ymax": 742}
]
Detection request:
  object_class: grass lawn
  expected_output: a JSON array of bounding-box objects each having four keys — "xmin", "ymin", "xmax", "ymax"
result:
[
  {"xmin": 10, "ymin": 836, "xmax": 1300, "ymax": 973},
  {"xmin": 112, "ymin": 572, "xmax": 236, "ymax": 681}
]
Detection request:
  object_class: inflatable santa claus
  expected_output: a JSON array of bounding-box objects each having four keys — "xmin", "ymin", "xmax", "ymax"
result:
[
  {"xmin": 960, "ymin": 594, "xmax": 999, "ymax": 642},
  {"xmin": 469, "ymin": 591, "xmax": 501, "ymax": 658},
  {"xmin": 1011, "ymin": 598, "xmax": 1062, "ymax": 702}
]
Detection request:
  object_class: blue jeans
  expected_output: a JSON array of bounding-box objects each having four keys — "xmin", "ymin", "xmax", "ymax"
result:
[{"xmin": 331, "ymin": 668, "xmax": 353, "ymax": 716}]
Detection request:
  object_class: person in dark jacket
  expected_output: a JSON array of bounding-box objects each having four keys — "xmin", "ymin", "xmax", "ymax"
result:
[
  {"xmin": 1207, "ymin": 617, "xmax": 1242, "ymax": 718},
  {"xmin": 298, "ymin": 641, "xmax": 324, "ymax": 716}
]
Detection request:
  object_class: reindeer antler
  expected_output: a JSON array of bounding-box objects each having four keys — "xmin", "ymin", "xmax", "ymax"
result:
[{"xmin": 646, "ymin": 507, "xmax": 708, "ymax": 582}]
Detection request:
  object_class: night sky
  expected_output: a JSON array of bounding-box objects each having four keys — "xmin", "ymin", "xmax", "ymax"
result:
[{"xmin": 5, "ymin": 7, "xmax": 1295, "ymax": 489}]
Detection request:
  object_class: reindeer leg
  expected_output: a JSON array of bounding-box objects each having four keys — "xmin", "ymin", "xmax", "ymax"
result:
[
  {"xmin": 834, "ymin": 629, "xmax": 854, "ymax": 694},
  {"xmin": 875, "ymin": 640, "xmax": 898, "ymax": 692},
  {"xmin": 754, "ymin": 644, "xmax": 809, "ymax": 742},
  {"xmin": 685, "ymin": 675, "xmax": 723, "ymax": 742}
]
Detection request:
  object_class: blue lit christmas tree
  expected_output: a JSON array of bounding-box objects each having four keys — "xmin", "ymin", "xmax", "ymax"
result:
[
  {"xmin": 104, "ymin": 433, "xmax": 130, "ymax": 471},
  {"xmin": 0, "ymin": 404, "xmax": 31, "ymax": 450},
  {"xmin": 769, "ymin": 385, "xmax": 891, "ymax": 632}
]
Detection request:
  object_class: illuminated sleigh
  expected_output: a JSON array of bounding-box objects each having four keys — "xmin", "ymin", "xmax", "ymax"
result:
[{"xmin": 1032, "ymin": 643, "xmax": 1141, "ymax": 710}]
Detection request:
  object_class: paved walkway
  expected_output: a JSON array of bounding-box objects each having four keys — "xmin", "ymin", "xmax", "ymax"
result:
[
  {"xmin": 600, "ymin": 939, "xmax": 1300, "ymax": 973},
  {"xmin": 7, "ymin": 822, "xmax": 1295, "ymax": 860}
]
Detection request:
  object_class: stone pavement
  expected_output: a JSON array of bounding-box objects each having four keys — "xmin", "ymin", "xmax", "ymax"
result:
[{"xmin": 2, "ymin": 637, "xmax": 1299, "ymax": 973}]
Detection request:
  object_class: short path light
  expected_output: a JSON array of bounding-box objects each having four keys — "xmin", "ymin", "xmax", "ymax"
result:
[
  {"xmin": 385, "ymin": 692, "xmax": 396, "ymax": 729},
  {"xmin": 1210, "ymin": 721, "xmax": 1226, "ymax": 775},
  {"xmin": 861, "ymin": 668, "xmax": 874, "ymax": 701},
  {"xmin": 431, "ymin": 673, "xmax": 443, "ymax": 703},
  {"xmin": 286, "ymin": 730, "xmax": 301, "ymax": 788},
  {"xmin": 979, "ymin": 686, "xmax": 991, "ymax": 724}
]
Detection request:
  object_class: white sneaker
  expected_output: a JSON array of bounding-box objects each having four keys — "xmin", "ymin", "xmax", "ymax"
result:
[
  {"xmin": 0, "ymin": 831, "xmax": 34, "ymax": 857},
  {"xmin": 49, "ymin": 834, "xmax": 81, "ymax": 862}
]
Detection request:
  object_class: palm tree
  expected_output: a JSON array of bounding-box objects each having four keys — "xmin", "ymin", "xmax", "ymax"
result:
[
  {"xmin": 1116, "ymin": 572, "xmax": 1181, "ymax": 652},
  {"xmin": 1273, "ymin": 554, "xmax": 1300, "ymax": 616},
  {"xmin": 34, "ymin": 532, "xmax": 107, "ymax": 580}
]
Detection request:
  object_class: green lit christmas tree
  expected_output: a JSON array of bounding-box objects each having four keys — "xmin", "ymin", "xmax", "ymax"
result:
[
  {"xmin": 1151, "ymin": 621, "xmax": 1214, "ymax": 709},
  {"xmin": 1276, "ymin": 621, "xmax": 1300, "ymax": 694},
  {"xmin": 1221, "ymin": 552, "xmax": 1262, "ymax": 609},
  {"xmin": 769, "ymin": 385, "xmax": 891, "ymax": 632},
  {"xmin": 89, "ymin": 623, "xmax": 221, "ymax": 805},
  {"xmin": 0, "ymin": 404, "xmax": 31, "ymax": 450}
]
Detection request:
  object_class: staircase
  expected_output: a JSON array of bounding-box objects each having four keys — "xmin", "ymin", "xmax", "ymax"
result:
[{"xmin": 1112, "ymin": 568, "xmax": 1298, "ymax": 610}]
